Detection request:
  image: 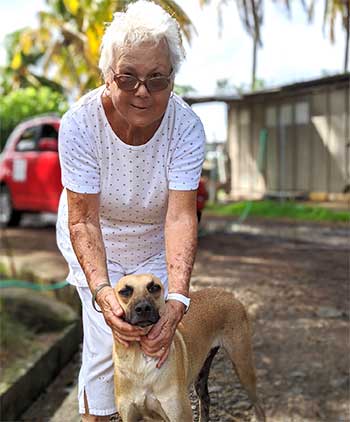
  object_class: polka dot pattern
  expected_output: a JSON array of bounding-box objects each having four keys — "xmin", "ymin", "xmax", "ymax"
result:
[{"xmin": 57, "ymin": 87, "xmax": 205, "ymax": 277}]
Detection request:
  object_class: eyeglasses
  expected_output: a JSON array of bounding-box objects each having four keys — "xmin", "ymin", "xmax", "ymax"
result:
[{"xmin": 110, "ymin": 67, "xmax": 173, "ymax": 93}]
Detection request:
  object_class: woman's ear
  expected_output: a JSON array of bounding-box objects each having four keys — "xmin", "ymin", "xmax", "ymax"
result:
[{"xmin": 105, "ymin": 83, "xmax": 111, "ymax": 97}]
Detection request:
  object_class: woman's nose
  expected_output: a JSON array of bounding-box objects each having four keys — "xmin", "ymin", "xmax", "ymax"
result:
[{"xmin": 134, "ymin": 81, "xmax": 150, "ymax": 97}]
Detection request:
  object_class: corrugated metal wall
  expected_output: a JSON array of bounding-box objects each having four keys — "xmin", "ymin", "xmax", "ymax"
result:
[{"xmin": 228, "ymin": 81, "xmax": 350, "ymax": 198}]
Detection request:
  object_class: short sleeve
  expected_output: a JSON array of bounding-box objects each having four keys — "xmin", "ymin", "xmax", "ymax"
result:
[
  {"xmin": 168, "ymin": 119, "xmax": 206, "ymax": 190},
  {"xmin": 58, "ymin": 112, "xmax": 100, "ymax": 194}
]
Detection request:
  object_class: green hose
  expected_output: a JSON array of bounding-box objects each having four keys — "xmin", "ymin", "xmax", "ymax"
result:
[
  {"xmin": 236, "ymin": 200, "xmax": 253, "ymax": 224},
  {"xmin": 0, "ymin": 279, "xmax": 69, "ymax": 290}
]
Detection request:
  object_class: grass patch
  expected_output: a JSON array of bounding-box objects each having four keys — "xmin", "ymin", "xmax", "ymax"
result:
[{"xmin": 205, "ymin": 200, "xmax": 349, "ymax": 222}]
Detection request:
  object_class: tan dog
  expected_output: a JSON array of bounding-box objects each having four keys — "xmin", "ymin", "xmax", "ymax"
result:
[{"xmin": 113, "ymin": 274, "xmax": 265, "ymax": 422}]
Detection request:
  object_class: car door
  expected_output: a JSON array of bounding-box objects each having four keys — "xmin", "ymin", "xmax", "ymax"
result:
[
  {"xmin": 35, "ymin": 123, "xmax": 62, "ymax": 211},
  {"xmin": 9, "ymin": 124, "xmax": 42, "ymax": 210}
]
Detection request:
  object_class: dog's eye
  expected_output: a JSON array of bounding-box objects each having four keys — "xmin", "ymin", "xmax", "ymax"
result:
[
  {"xmin": 119, "ymin": 285, "xmax": 133, "ymax": 297},
  {"xmin": 147, "ymin": 282, "xmax": 161, "ymax": 294}
]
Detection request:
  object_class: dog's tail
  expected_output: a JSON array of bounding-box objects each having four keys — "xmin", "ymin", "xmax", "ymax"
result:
[{"xmin": 221, "ymin": 298, "xmax": 266, "ymax": 422}]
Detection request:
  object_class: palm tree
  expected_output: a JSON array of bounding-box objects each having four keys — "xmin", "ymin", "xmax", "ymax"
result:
[
  {"xmin": 199, "ymin": 0, "xmax": 264, "ymax": 91},
  {"xmin": 8, "ymin": 0, "xmax": 196, "ymax": 98},
  {"xmin": 200, "ymin": 0, "xmax": 349, "ymax": 93},
  {"xmin": 289, "ymin": 0, "xmax": 349, "ymax": 71},
  {"xmin": 237, "ymin": 0, "xmax": 263, "ymax": 90},
  {"xmin": 0, "ymin": 30, "xmax": 64, "ymax": 95}
]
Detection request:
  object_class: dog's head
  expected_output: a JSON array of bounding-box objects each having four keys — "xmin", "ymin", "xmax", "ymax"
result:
[{"xmin": 115, "ymin": 274, "xmax": 165, "ymax": 328}]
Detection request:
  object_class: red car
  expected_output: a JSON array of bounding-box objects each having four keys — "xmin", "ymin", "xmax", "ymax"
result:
[
  {"xmin": 0, "ymin": 116, "xmax": 208, "ymax": 226},
  {"xmin": 0, "ymin": 116, "xmax": 61, "ymax": 226}
]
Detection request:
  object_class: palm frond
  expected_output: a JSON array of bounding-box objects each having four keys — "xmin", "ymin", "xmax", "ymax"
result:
[{"xmin": 154, "ymin": 0, "xmax": 198, "ymax": 41}]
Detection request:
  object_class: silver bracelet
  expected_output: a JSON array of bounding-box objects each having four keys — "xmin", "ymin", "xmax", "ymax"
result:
[{"xmin": 91, "ymin": 282, "xmax": 111, "ymax": 313}]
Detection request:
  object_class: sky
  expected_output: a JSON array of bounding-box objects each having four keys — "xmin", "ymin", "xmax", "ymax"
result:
[
  {"xmin": 175, "ymin": 0, "xmax": 347, "ymax": 94},
  {"xmin": 0, "ymin": 0, "xmax": 347, "ymax": 142}
]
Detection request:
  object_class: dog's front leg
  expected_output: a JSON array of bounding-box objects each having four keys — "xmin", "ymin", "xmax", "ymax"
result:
[{"xmin": 117, "ymin": 402, "xmax": 140, "ymax": 422}]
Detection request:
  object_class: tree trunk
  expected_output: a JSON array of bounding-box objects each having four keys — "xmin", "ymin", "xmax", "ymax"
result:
[
  {"xmin": 252, "ymin": 34, "xmax": 258, "ymax": 90},
  {"xmin": 344, "ymin": 1, "xmax": 350, "ymax": 72}
]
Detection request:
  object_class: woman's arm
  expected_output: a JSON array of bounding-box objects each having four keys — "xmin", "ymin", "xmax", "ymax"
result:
[
  {"xmin": 165, "ymin": 189, "xmax": 198, "ymax": 296},
  {"xmin": 140, "ymin": 189, "xmax": 198, "ymax": 366},
  {"xmin": 67, "ymin": 189, "xmax": 145, "ymax": 345},
  {"xmin": 67, "ymin": 190, "xmax": 108, "ymax": 290}
]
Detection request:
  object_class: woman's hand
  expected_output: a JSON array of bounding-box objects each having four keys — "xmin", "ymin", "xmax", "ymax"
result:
[
  {"xmin": 96, "ymin": 287, "xmax": 146, "ymax": 347},
  {"xmin": 140, "ymin": 300, "xmax": 185, "ymax": 368}
]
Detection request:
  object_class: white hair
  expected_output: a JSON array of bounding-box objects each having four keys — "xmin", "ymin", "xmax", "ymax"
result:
[{"xmin": 99, "ymin": 0, "xmax": 186, "ymax": 81}]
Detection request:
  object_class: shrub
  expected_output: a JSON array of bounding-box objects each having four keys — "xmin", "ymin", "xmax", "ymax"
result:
[{"xmin": 0, "ymin": 87, "xmax": 68, "ymax": 150}]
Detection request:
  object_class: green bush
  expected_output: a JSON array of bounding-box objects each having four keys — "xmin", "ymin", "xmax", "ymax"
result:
[{"xmin": 0, "ymin": 86, "xmax": 68, "ymax": 150}]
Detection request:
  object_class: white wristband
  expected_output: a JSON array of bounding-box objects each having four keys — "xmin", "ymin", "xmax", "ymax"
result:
[{"xmin": 166, "ymin": 293, "xmax": 191, "ymax": 313}]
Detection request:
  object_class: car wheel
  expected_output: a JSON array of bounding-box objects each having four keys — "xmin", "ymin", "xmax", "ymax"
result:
[{"xmin": 0, "ymin": 185, "xmax": 22, "ymax": 227}]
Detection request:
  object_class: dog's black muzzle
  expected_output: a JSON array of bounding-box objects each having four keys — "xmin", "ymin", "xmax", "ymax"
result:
[{"xmin": 127, "ymin": 299, "xmax": 160, "ymax": 327}]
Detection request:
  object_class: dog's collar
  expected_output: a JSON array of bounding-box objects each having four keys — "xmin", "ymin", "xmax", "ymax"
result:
[{"xmin": 166, "ymin": 293, "xmax": 191, "ymax": 313}]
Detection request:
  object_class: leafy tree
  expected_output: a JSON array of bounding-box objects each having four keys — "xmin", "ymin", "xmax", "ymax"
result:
[
  {"xmin": 174, "ymin": 84, "xmax": 197, "ymax": 96},
  {"xmin": 0, "ymin": 31, "xmax": 64, "ymax": 96},
  {"xmin": 216, "ymin": 78, "xmax": 265, "ymax": 95},
  {"xmin": 215, "ymin": 78, "xmax": 237, "ymax": 94},
  {"xmin": 6, "ymin": 0, "xmax": 196, "ymax": 98},
  {"xmin": 0, "ymin": 87, "xmax": 68, "ymax": 150}
]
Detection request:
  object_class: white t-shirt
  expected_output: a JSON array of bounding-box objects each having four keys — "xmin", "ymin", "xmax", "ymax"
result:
[{"xmin": 56, "ymin": 87, "xmax": 205, "ymax": 286}]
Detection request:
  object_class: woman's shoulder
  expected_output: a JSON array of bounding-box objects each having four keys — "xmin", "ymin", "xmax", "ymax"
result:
[
  {"xmin": 170, "ymin": 93, "xmax": 202, "ymax": 123},
  {"xmin": 62, "ymin": 86, "xmax": 104, "ymax": 123}
]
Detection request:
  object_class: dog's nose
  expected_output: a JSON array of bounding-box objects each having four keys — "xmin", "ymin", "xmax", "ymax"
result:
[
  {"xmin": 135, "ymin": 301, "xmax": 152, "ymax": 315},
  {"xmin": 129, "ymin": 299, "xmax": 160, "ymax": 327}
]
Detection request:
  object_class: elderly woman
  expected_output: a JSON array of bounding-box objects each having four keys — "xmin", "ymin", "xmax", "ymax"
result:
[{"xmin": 56, "ymin": 0, "xmax": 205, "ymax": 420}]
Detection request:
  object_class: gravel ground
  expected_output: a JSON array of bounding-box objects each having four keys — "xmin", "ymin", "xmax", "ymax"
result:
[
  {"xmin": 19, "ymin": 216, "xmax": 349, "ymax": 421},
  {"xmin": 104, "ymin": 218, "xmax": 350, "ymax": 422},
  {"xmin": 191, "ymin": 222, "xmax": 349, "ymax": 422}
]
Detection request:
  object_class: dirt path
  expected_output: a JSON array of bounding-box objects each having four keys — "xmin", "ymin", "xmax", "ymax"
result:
[
  {"xmin": 2, "ymin": 215, "xmax": 349, "ymax": 421},
  {"xmin": 191, "ymin": 222, "xmax": 349, "ymax": 422}
]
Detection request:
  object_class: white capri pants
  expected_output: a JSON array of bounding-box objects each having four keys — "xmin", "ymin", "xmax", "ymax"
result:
[{"xmin": 76, "ymin": 253, "xmax": 168, "ymax": 416}]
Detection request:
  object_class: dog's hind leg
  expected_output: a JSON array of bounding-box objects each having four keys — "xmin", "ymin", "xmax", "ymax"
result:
[{"xmin": 194, "ymin": 346, "xmax": 220, "ymax": 422}]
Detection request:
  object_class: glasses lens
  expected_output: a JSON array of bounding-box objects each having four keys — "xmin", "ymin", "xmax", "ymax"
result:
[
  {"xmin": 115, "ymin": 75, "xmax": 138, "ymax": 91},
  {"xmin": 146, "ymin": 77, "xmax": 169, "ymax": 92},
  {"xmin": 114, "ymin": 74, "xmax": 170, "ymax": 92}
]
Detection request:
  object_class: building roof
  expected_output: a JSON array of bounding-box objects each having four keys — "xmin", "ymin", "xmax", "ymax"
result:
[{"xmin": 183, "ymin": 72, "xmax": 350, "ymax": 105}]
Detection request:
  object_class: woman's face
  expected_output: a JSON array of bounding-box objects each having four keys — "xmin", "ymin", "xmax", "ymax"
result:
[{"xmin": 108, "ymin": 40, "xmax": 173, "ymax": 130}]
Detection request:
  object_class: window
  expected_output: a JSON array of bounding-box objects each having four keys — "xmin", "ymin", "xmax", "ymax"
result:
[
  {"xmin": 266, "ymin": 106, "xmax": 277, "ymax": 127},
  {"xmin": 41, "ymin": 124, "xmax": 58, "ymax": 139},
  {"xmin": 280, "ymin": 104, "xmax": 292, "ymax": 126},
  {"xmin": 15, "ymin": 126, "xmax": 39, "ymax": 152},
  {"xmin": 295, "ymin": 102, "xmax": 309, "ymax": 125}
]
